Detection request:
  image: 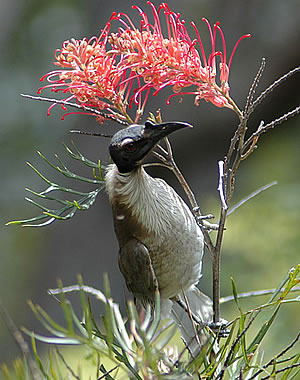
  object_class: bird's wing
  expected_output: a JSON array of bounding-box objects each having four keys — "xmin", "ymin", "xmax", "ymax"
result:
[{"xmin": 118, "ymin": 238, "xmax": 158, "ymax": 306}]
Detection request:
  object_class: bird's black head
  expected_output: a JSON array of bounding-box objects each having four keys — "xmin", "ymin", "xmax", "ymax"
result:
[{"xmin": 109, "ymin": 120, "xmax": 192, "ymax": 173}]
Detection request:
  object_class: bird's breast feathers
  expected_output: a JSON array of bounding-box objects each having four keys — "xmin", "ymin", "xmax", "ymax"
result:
[
  {"xmin": 105, "ymin": 164, "xmax": 203, "ymax": 297},
  {"xmin": 105, "ymin": 164, "xmax": 202, "ymax": 246}
]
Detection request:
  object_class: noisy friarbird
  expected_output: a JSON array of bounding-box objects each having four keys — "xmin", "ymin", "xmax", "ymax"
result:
[{"xmin": 105, "ymin": 120, "xmax": 212, "ymax": 354}]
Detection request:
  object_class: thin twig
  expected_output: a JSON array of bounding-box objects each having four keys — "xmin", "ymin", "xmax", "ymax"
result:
[
  {"xmin": 243, "ymin": 105, "xmax": 300, "ymax": 152},
  {"xmin": 248, "ymin": 66, "xmax": 300, "ymax": 115},
  {"xmin": 154, "ymin": 139, "xmax": 199, "ymax": 211},
  {"xmin": 55, "ymin": 348, "xmax": 80, "ymax": 380},
  {"xmin": 220, "ymin": 285, "xmax": 300, "ymax": 304},
  {"xmin": 175, "ymin": 298, "xmax": 202, "ymax": 327},
  {"xmin": 227, "ymin": 124, "xmax": 245, "ymax": 202},
  {"xmin": 143, "ymin": 162, "xmax": 171, "ymax": 170},
  {"xmin": 224, "ymin": 110, "xmax": 246, "ymax": 204},
  {"xmin": 248, "ymin": 332, "xmax": 300, "ymax": 380},
  {"xmin": 227, "ymin": 181, "xmax": 277, "ymax": 216},
  {"xmin": 241, "ymin": 136, "xmax": 258, "ymax": 160},
  {"xmin": 255, "ymin": 105, "xmax": 300, "ymax": 135},
  {"xmin": 181, "ymin": 288, "xmax": 202, "ymax": 349},
  {"xmin": 70, "ymin": 130, "xmax": 113, "ymax": 138},
  {"xmin": 152, "ymin": 150, "xmax": 170, "ymax": 166},
  {"xmin": 155, "ymin": 142, "xmax": 169, "ymax": 156},
  {"xmin": 98, "ymin": 365, "xmax": 119, "ymax": 380},
  {"xmin": 261, "ymin": 363, "xmax": 300, "ymax": 380},
  {"xmin": 226, "ymin": 292, "xmax": 300, "ymax": 329},
  {"xmin": 212, "ymin": 220, "xmax": 223, "ymax": 324},
  {"xmin": 20, "ymin": 94, "xmax": 130, "ymax": 126},
  {"xmin": 218, "ymin": 311, "xmax": 261, "ymax": 380},
  {"xmin": 217, "ymin": 161, "xmax": 228, "ymax": 211},
  {"xmin": 242, "ymin": 120, "xmax": 264, "ymax": 154},
  {"xmin": 244, "ymin": 58, "xmax": 266, "ymax": 116},
  {"xmin": 212, "ymin": 161, "xmax": 230, "ymax": 323},
  {"xmin": 0, "ymin": 299, "xmax": 42, "ymax": 380},
  {"xmin": 153, "ymin": 139, "xmax": 215, "ymax": 254},
  {"xmin": 273, "ymin": 332, "xmax": 300, "ymax": 360},
  {"xmin": 224, "ymin": 120, "xmax": 242, "ymax": 178}
]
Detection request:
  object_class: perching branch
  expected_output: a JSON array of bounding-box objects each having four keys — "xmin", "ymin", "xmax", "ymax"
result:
[
  {"xmin": 217, "ymin": 161, "xmax": 228, "ymax": 211},
  {"xmin": 211, "ymin": 161, "xmax": 229, "ymax": 323},
  {"xmin": 218, "ymin": 311, "xmax": 261, "ymax": 380},
  {"xmin": 209, "ymin": 61, "xmax": 300, "ymax": 326}
]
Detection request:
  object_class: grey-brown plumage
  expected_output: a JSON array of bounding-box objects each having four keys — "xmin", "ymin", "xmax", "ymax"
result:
[{"xmin": 105, "ymin": 121, "xmax": 212, "ymax": 354}]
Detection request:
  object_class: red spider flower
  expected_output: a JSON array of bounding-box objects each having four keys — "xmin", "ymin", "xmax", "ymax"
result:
[
  {"xmin": 39, "ymin": 2, "xmax": 250, "ymax": 123},
  {"xmin": 111, "ymin": 2, "xmax": 250, "ymax": 110},
  {"xmin": 38, "ymin": 14, "xmax": 133, "ymax": 123}
]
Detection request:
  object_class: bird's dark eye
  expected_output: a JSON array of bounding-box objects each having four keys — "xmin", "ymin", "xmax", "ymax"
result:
[
  {"xmin": 125, "ymin": 143, "xmax": 135, "ymax": 151},
  {"xmin": 121, "ymin": 138, "xmax": 136, "ymax": 152}
]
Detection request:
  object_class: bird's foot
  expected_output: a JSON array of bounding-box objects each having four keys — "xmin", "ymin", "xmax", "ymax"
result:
[
  {"xmin": 202, "ymin": 220, "xmax": 220, "ymax": 231},
  {"xmin": 208, "ymin": 319, "xmax": 230, "ymax": 338},
  {"xmin": 194, "ymin": 211, "xmax": 214, "ymax": 221},
  {"xmin": 192, "ymin": 208, "xmax": 219, "ymax": 231}
]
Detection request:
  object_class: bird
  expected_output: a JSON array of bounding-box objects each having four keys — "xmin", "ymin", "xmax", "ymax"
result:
[{"xmin": 105, "ymin": 120, "xmax": 213, "ymax": 355}]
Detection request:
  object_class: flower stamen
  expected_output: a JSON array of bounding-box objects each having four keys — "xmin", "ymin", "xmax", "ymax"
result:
[{"xmin": 38, "ymin": 2, "xmax": 250, "ymax": 122}]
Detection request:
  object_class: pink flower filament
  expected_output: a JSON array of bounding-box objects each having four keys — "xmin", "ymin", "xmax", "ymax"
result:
[{"xmin": 39, "ymin": 2, "xmax": 250, "ymax": 121}]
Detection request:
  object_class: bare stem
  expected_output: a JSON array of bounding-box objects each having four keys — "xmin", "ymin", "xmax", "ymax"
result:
[
  {"xmin": 244, "ymin": 58, "xmax": 266, "ymax": 116},
  {"xmin": 218, "ymin": 311, "xmax": 260, "ymax": 380},
  {"xmin": 261, "ymin": 363, "xmax": 300, "ymax": 380},
  {"xmin": 227, "ymin": 180, "xmax": 277, "ymax": 216},
  {"xmin": 243, "ymin": 105, "xmax": 300, "ymax": 154},
  {"xmin": 211, "ymin": 161, "xmax": 229, "ymax": 323},
  {"xmin": 220, "ymin": 285, "xmax": 300, "ymax": 303},
  {"xmin": 21, "ymin": 94, "xmax": 130, "ymax": 126},
  {"xmin": 217, "ymin": 161, "xmax": 228, "ymax": 211},
  {"xmin": 248, "ymin": 66, "xmax": 300, "ymax": 116},
  {"xmin": 248, "ymin": 333, "xmax": 300, "ymax": 380},
  {"xmin": 257, "ymin": 105, "xmax": 300, "ymax": 136},
  {"xmin": 212, "ymin": 206, "xmax": 227, "ymax": 324},
  {"xmin": 55, "ymin": 348, "xmax": 80, "ymax": 380}
]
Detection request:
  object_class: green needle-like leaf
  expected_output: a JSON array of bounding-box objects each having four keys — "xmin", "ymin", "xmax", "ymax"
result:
[
  {"xmin": 247, "ymin": 304, "xmax": 280, "ymax": 355},
  {"xmin": 31, "ymin": 336, "xmax": 51, "ymax": 379},
  {"xmin": 8, "ymin": 143, "xmax": 106, "ymax": 227},
  {"xmin": 64, "ymin": 141, "xmax": 104, "ymax": 170}
]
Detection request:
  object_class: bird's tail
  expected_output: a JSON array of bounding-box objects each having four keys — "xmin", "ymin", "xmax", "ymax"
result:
[{"xmin": 170, "ymin": 286, "xmax": 213, "ymax": 357}]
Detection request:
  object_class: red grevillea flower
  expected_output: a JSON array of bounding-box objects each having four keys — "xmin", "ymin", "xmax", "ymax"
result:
[{"xmin": 39, "ymin": 2, "xmax": 250, "ymax": 123}]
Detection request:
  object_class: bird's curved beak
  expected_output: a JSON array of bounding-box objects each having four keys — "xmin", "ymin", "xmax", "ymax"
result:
[{"xmin": 143, "ymin": 120, "xmax": 193, "ymax": 142}]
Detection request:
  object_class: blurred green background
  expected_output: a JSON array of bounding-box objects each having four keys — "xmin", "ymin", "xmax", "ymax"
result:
[{"xmin": 0, "ymin": 0, "xmax": 299, "ymax": 370}]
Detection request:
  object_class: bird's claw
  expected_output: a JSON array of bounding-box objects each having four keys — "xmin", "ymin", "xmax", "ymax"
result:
[
  {"xmin": 201, "ymin": 221, "xmax": 220, "ymax": 231},
  {"xmin": 192, "ymin": 209, "xmax": 219, "ymax": 230},
  {"xmin": 196, "ymin": 213, "xmax": 214, "ymax": 221},
  {"xmin": 209, "ymin": 318, "xmax": 230, "ymax": 337}
]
